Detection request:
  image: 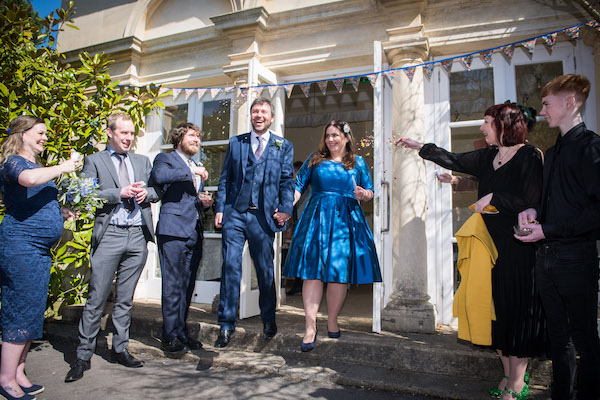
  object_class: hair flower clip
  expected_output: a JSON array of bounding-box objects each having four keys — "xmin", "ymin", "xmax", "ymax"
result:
[
  {"xmin": 343, "ymin": 124, "xmax": 350, "ymax": 134},
  {"xmin": 6, "ymin": 128, "xmax": 11, "ymax": 133}
]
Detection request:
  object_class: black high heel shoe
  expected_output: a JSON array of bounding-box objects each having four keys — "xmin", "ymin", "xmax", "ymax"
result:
[{"xmin": 300, "ymin": 330, "xmax": 317, "ymax": 352}]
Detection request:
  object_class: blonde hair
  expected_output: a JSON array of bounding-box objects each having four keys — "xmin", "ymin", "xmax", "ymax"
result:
[
  {"xmin": 0, "ymin": 115, "xmax": 44, "ymax": 165},
  {"xmin": 106, "ymin": 112, "xmax": 132, "ymax": 131}
]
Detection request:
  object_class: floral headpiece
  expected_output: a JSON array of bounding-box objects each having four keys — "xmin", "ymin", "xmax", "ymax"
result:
[
  {"xmin": 6, "ymin": 128, "xmax": 11, "ymax": 134},
  {"xmin": 504, "ymin": 100, "xmax": 533, "ymax": 124},
  {"xmin": 342, "ymin": 123, "xmax": 350, "ymax": 134}
]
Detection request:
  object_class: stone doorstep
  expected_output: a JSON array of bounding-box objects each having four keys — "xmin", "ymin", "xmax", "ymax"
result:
[{"xmin": 54, "ymin": 302, "xmax": 552, "ymax": 398}]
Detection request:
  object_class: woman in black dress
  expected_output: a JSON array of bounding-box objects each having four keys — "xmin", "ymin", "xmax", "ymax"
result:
[{"xmin": 399, "ymin": 103, "xmax": 544, "ymax": 400}]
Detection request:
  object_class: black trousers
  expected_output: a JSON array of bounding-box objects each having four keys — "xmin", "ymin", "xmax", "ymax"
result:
[{"xmin": 536, "ymin": 241, "xmax": 600, "ymax": 400}]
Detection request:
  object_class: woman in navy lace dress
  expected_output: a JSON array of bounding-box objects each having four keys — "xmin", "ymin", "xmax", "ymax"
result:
[{"xmin": 0, "ymin": 116, "xmax": 79, "ymax": 400}]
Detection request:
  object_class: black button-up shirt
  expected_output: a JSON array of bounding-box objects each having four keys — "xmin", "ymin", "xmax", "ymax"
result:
[{"xmin": 539, "ymin": 122, "xmax": 600, "ymax": 243}]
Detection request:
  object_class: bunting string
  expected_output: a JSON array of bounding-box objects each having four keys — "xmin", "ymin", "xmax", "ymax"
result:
[{"xmin": 139, "ymin": 21, "xmax": 598, "ymax": 98}]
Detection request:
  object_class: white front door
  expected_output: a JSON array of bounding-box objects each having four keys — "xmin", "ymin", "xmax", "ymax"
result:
[
  {"xmin": 239, "ymin": 58, "xmax": 285, "ymax": 319},
  {"xmin": 372, "ymin": 41, "xmax": 394, "ymax": 333}
]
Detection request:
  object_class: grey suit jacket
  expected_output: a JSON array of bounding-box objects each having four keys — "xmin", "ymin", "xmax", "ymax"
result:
[{"xmin": 82, "ymin": 149, "xmax": 160, "ymax": 250}]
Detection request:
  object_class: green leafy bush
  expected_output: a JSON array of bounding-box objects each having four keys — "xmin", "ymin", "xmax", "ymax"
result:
[{"xmin": 0, "ymin": 1, "xmax": 166, "ymax": 317}]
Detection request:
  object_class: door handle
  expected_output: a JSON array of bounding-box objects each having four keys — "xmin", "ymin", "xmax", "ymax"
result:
[{"xmin": 381, "ymin": 181, "xmax": 390, "ymax": 233}]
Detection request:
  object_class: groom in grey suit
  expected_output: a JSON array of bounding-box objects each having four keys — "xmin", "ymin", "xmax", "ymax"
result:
[{"xmin": 65, "ymin": 113, "xmax": 160, "ymax": 383}]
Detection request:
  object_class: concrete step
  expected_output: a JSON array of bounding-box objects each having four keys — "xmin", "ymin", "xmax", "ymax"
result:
[{"xmin": 51, "ymin": 301, "xmax": 552, "ymax": 399}]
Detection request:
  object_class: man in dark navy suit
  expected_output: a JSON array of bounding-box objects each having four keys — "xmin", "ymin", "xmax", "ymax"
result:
[
  {"xmin": 150, "ymin": 123, "xmax": 213, "ymax": 355},
  {"xmin": 214, "ymin": 97, "xmax": 294, "ymax": 348}
]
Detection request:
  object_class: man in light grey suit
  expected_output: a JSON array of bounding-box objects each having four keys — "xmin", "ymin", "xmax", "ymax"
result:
[{"xmin": 65, "ymin": 113, "xmax": 160, "ymax": 383}]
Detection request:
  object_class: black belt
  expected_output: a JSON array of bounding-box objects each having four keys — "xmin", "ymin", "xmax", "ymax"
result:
[{"xmin": 110, "ymin": 224, "xmax": 142, "ymax": 229}]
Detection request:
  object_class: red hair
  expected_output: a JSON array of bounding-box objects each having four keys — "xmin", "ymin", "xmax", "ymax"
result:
[{"xmin": 484, "ymin": 103, "xmax": 528, "ymax": 146}]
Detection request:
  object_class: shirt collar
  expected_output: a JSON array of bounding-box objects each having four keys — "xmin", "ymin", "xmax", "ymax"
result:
[
  {"xmin": 557, "ymin": 122, "xmax": 587, "ymax": 145},
  {"xmin": 175, "ymin": 149, "xmax": 194, "ymax": 165},
  {"xmin": 107, "ymin": 145, "xmax": 127, "ymax": 157},
  {"xmin": 251, "ymin": 130, "xmax": 270, "ymax": 145}
]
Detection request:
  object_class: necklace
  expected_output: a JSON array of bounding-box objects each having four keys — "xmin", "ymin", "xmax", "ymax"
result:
[{"xmin": 496, "ymin": 145, "xmax": 521, "ymax": 165}]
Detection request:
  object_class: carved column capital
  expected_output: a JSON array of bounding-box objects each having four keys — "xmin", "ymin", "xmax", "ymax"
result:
[{"xmin": 383, "ymin": 25, "xmax": 429, "ymax": 68}]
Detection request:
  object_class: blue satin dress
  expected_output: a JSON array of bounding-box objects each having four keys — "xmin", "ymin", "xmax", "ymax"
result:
[
  {"xmin": 0, "ymin": 155, "xmax": 63, "ymax": 342},
  {"xmin": 283, "ymin": 155, "xmax": 382, "ymax": 284}
]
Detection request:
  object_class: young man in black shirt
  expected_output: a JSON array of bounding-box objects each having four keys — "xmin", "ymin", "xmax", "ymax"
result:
[{"xmin": 517, "ymin": 74, "xmax": 600, "ymax": 400}]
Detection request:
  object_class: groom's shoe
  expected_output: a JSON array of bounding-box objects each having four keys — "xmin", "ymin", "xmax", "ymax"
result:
[
  {"xmin": 214, "ymin": 329, "xmax": 234, "ymax": 348},
  {"xmin": 263, "ymin": 320, "xmax": 277, "ymax": 339}
]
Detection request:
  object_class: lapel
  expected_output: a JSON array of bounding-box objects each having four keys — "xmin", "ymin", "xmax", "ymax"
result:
[
  {"xmin": 99, "ymin": 149, "xmax": 121, "ymax": 187},
  {"xmin": 172, "ymin": 150, "xmax": 199, "ymax": 193},
  {"xmin": 240, "ymin": 133, "xmax": 250, "ymax": 179}
]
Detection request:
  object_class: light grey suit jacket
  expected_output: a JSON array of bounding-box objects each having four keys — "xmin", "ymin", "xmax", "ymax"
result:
[{"xmin": 82, "ymin": 149, "xmax": 160, "ymax": 250}]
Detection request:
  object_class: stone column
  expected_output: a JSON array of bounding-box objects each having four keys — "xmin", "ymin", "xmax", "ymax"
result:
[{"xmin": 381, "ymin": 38, "xmax": 436, "ymax": 333}]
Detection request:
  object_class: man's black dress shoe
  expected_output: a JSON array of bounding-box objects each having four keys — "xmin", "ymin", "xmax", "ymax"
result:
[
  {"xmin": 180, "ymin": 336, "xmax": 203, "ymax": 350},
  {"xmin": 263, "ymin": 320, "xmax": 277, "ymax": 339},
  {"xmin": 64, "ymin": 358, "xmax": 90, "ymax": 383},
  {"xmin": 214, "ymin": 329, "xmax": 234, "ymax": 348},
  {"xmin": 111, "ymin": 349, "xmax": 144, "ymax": 368},
  {"xmin": 162, "ymin": 337, "xmax": 189, "ymax": 355}
]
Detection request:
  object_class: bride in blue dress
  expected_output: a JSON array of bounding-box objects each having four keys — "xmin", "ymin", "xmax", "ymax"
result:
[{"xmin": 283, "ymin": 120, "xmax": 381, "ymax": 352}]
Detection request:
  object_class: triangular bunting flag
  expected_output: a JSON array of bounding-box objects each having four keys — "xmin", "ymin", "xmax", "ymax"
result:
[
  {"xmin": 404, "ymin": 67, "xmax": 416, "ymax": 82},
  {"xmin": 384, "ymin": 70, "xmax": 396, "ymax": 84},
  {"xmin": 316, "ymin": 81, "xmax": 328, "ymax": 95},
  {"xmin": 541, "ymin": 33, "xmax": 557, "ymax": 49},
  {"xmin": 423, "ymin": 64, "xmax": 434, "ymax": 80},
  {"xmin": 268, "ymin": 85, "xmax": 278, "ymax": 98},
  {"xmin": 172, "ymin": 88, "xmax": 182, "ymax": 100},
  {"xmin": 333, "ymin": 79, "xmax": 344, "ymax": 93},
  {"xmin": 586, "ymin": 20, "xmax": 600, "ymax": 31},
  {"xmin": 461, "ymin": 55, "xmax": 473, "ymax": 71},
  {"xmin": 197, "ymin": 88, "xmax": 207, "ymax": 100},
  {"xmin": 158, "ymin": 87, "xmax": 169, "ymax": 97},
  {"xmin": 283, "ymin": 84, "xmax": 294, "ymax": 98},
  {"xmin": 565, "ymin": 26, "xmax": 580, "ymax": 40},
  {"xmin": 366, "ymin": 74, "xmax": 378, "ymax": 88},
  {"xmin": 299, "ymin": 83, "xmax": 311, "ymax": 98},
  {"xmin": 480, "ymin": 50, "xmax": 493, "ymax": 67},
  {"xmin": 184, "ymin": 88, "xmax": 195, "ymax": 100},
  {"xmin": 347, "ymin": 76, "xmax": 360, "ymax": 91},
  {"xmin": 521, "ymin": 38, "xmax": 536, "ymax": 56},
  {"xmin": 441, "ymin": 59, "xmax": 453, "ymax": 74},
  {"xmin": 210, "ymin": 87, "xmax": 222, "ymax": 99},
  {"xmin": 501, "ymin": 45, "xmax": 514, "ymax": 63}
]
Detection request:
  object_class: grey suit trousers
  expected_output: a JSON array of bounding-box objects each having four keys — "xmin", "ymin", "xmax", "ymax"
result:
[{"xmin": 76, "ymin": 225, "xmax": 148, "ymax": 360}]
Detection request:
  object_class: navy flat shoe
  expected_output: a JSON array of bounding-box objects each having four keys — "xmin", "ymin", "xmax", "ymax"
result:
[
  {"xmin": 327, "ymin": 330, "xmax": 341, "ymax": 339},
  {"xmin": 0, "ymin": 385, "xmax": 35, "ymax": 400},
  {"xmin": 20, "ymin": 384, "xmax": 44, "ymax": 395},
  {"xmin": 300, "ymin": 331, "xmax": 317, "ymax": 352}
]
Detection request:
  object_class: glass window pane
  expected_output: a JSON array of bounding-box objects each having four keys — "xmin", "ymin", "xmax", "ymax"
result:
[
  {"xmin": 450, "ymin": 69, "xmax": 494, "ymax": 122},
  {"xmin": 515, "ymin": 62, "xmax": 563, "ymax": 153},
  {"xmin": 162, "ymin": 104, "xmax": 189, "ymax": 144},
  {"xmin": 200, "ymin": 144, "xmax": 227, "ymax": 187},
  {"xmin": 196, "ymin": 238, "xmax": 221, "ymax": 281},
  {"xmin": 202, "ymin": 99, "xmax": 231, "ymax": 141},
  {"xmin": 450, "ymin": 126, "xmax": 481, "ymax": 234}
]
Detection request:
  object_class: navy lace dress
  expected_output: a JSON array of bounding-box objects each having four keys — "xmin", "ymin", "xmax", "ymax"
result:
[{"xmin": 0, "ymin": 155, "xmax": 63, "ymax": 342}]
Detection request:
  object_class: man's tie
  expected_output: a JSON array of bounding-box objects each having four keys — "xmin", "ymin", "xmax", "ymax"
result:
[
  {"xmin": 116, "ymin": 153, "xmax": 135, "ymax": 212},
  {"xmin": 188, "ymin": 158, "xmax": 199, "ymax": 191},
  {"xmin": 255, "ymin": 136, "xmax": 264, "ymax": 160}
]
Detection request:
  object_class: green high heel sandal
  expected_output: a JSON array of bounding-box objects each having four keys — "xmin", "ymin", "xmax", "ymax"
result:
[
  {"xmin": 488, "ymin": 376, "xmax": 508, "ymax": 397},
  {"xmin": 505, "ymin": 382, "xmax": 529, "ymax": 400}
]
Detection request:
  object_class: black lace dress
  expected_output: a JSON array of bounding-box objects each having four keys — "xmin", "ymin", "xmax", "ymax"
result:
[
  {"xmin": 0, "ymin": 155, "xmax": 63, "ymax": 342},
  {"xmin": 420, "ymin": 143, "xmax": 546, "ymax": 357}
]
